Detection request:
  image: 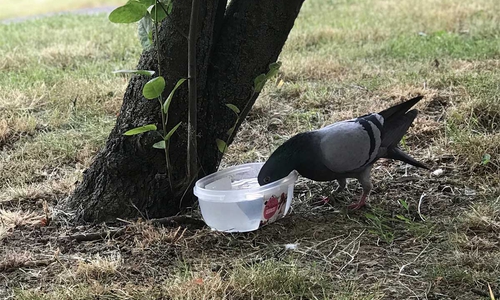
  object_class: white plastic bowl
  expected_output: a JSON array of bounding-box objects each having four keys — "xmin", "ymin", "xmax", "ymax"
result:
[{"xmin": 193, "ymin": 162, "xmax": 298, "ymax": 232}]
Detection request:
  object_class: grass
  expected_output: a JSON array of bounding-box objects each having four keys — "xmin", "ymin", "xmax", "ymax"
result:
[
  {"xmin": 75, "ymin": 252, "xmax": 123, "ymax": 281},
  {"xmin": 1, "ymin": 0, "xmax": 500, "ymax": 299},
  {"xmin": 0, "ymin": 0, "xmax": 123, "ymax": 21}
]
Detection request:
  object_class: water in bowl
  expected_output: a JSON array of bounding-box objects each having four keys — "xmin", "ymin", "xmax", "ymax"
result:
[
  {"xmin": 198, "ymin": 176, "xmax": 264, "ymax": 232},
  {"xmin": 198, "ymin": 195, "xmax": 263, "ymax": 232},
  {"xmin": 231, "ymin": 177, "xmax": 260, "ymax": 190}
]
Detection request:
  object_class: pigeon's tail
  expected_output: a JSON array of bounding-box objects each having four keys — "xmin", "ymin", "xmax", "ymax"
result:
[
  {"xmin": 387, "ymin": 147, "xmax": 429, "ymax": 169},
  {"xmin": 381, "ymin": 109, "xmax": 419, "ymax": 149},
  {"xmin": 378, "ymin": 96, "xmax": 424, "ymax": 122},
  {"xmin": 379, "ymin": 106, "xmax": 429, "ymax": 169}
]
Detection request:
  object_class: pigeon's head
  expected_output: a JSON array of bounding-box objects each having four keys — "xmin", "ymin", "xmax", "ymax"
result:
[
  {"xmin": 258, "ymin": 153, "xmax": 294, "ymax": 186},
  {"xmin": 258, "ymin": 135, "xmax": 304, "ymax": 186},
  {"xmin": 258, "ymin": 154, "xmax": 292, "ymax": 185}
]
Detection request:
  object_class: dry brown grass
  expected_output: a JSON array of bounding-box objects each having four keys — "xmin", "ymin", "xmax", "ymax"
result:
[
  {"xmin": 0, "ymin": 0, "xmax": 123, "ymax": 20},
  {"xmin": 0, "ymin": 209, "xmax": 43, "ymax": 240},
  {"xmin": 0, "ymin": 224, "xmax": 9, "ymax": 240},
  {"xmin": 133, "ymin": 223, "xmax": 186, "ymax": 249},
  {"xmin": 0, "ymin": 251, "xmax": 33, "ymax": 272},
  {"xmin": 2, "ymin": 0, "xmax": 500, "ymax": 299},
  {"xmin": 0, "ymin": 209, "xmax": 42, "ymax": 227},
  {"xmin": 75, "ymin": 252, "xmax": 123, "ymax": 281},
  {"xmin": 446, "ymin": 97, "xmax": 500, "ymax": 179},
  {"xmin": 459, "ymin": 196, "xmax": 500, "ymax": 232}
]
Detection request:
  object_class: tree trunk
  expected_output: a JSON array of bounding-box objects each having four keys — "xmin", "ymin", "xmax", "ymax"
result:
[{"xmin": 55, "ymin": 0, "xmax": 305, "ymax": 223}]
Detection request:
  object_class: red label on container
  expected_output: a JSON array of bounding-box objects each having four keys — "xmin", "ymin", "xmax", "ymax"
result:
[
  {"xmin": 261, "ymin": 193, "xmax": 287, "ymax": 226},
  {"xmin": 263, "ymin": 196, "xmax": 279, "ymax": 219}
]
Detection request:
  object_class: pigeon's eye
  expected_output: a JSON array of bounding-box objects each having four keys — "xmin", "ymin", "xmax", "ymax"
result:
[{"xmin": 263, "ymin": 176, "xmax": 271, "ymax": 184}]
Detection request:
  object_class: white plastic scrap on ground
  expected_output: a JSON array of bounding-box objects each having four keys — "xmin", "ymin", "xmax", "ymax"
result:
[{"xmin": 431, "ymin": 168, "xmax": 444, "ymax": 177}]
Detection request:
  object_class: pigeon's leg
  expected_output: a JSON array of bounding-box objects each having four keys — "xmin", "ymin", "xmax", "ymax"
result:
[
  {"xmin": 336, "ymin": 178, "xmax": 347, "ymax": 192},
  {"xmin": 348, "ymin": 166, "xmax": 373, "ymax": 210},
  {"xmin": 317, "ymin": 178, "xmax": 347, "ymax": 205}
]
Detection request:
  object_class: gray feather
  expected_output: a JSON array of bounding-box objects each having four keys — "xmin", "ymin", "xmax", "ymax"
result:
[
  {"xmin": 380, "ymin": 109, "xmax": 418, "ymax": 149},
  {"xmin": 378, "ymin": 96, "xmax": 423, "ymax": 121},
  {"xmin": 319, "ymin": 118, "xmax": 381, "ymax": 173},
  {"xmin": 386, "ymin": 147, "xmax": 429, "ymax": 169}
]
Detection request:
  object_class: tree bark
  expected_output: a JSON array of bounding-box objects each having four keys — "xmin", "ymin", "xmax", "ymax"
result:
[{"xmin": 56, "ymin": 0, "xmax": 305, "ymax": 223}]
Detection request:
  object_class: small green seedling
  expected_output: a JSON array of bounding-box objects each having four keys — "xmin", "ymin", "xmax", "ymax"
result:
[
  {"xmin": 481, "ymin": 153, "xmax": 491, "ymax": 165},
  {"xmin": 110, "ymin": 0, "xmax": 185, "ymax": 187},
  {"xmin": 364, "ymin": 212, "xmax": 395, "ymax": 243},
  {"xmin": 395, "ymin": 199, "xmax": 412, "ymax": 224},
  {"xmin": 216, "ymin": 62, "xmax": 282, "ymax": 157}
]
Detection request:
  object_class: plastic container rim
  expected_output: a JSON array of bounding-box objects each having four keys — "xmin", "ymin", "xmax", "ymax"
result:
[{"xmin": 193, "ymin": 162, "xmax": 298, "ymax": 201}]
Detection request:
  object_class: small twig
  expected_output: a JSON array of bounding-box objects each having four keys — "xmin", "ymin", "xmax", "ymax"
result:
[
  {"xmin": 129, "ymin": 199, "xmax": 147, "ymax": 220},
  {"xmin": 178, "ymin": 167, "xmax": 200, "ymax": 209},
  {"xmin": 418, "ymin": 193, "xmax": 426, "ymax": 222},
  {"xmin": 62, "ymin": 228, "xmax": 127, "ymax": 242},
  {"xmin": 159, "ymin": 2, "xmax": 189, "ymax": 39},
  {"xmin": 306, "ymin": 235, "xmax": 344, "ymax": 251},
  {"xmin": 0, "ymin": 259, "xmax": 55, "ymax": 273},
  {"xmin": 398, "ymin": 243, "xmax": 430, "ymax": 278},
  {"xmin": 116, "ymin": 217, "xmax": 134, "ymax": 224},
  {"xmin": 340, "ymin": 229, "xmax": 365, "ymax": 252},
  {"xmin": 398, "ymin": 280, "xmax": 420, "ymax": 299},
  {"xmin": 53, "ymin": 248, "xmax": 72, "ymax": 277},
  {"xmin": 393, "ymin": 176, "xmax": 421, "ymax": 183},
  {"xmin": 148, "ymin": 215, "xmax": 205, "ymax": 228},
  {"xmin": 489, "ymin": 283, "xmax": 497, "ymax": 300},
  {"xmin": 472, "ymin": 288, "xmax": 500, "ymax": 299},
  {"xmin": 338, "ymin": 242, "xmax": 360, "ymax": 272}
]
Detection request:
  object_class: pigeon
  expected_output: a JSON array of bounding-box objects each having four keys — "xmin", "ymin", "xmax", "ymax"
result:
[{"xmin": 257, "ymin": 96, "xmax": 429, "ymax": 209}]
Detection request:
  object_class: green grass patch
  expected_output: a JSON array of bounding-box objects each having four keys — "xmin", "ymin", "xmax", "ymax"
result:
[
  {"xmin": 0, "ymin": 0, "xmax": 123, "ymax": 20},
  {"xmin": 1, "ymin": 0, "xmax": 500, "ymax": 299}
]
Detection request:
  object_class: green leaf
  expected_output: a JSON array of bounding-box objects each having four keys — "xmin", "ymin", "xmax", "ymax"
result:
[
  {"xmin": 138, "ymin": 14, "xmax": 153, "ymax": 50},
  {"xmin": 113, "ymin": 69, "xmax": 155, "ymax": 76},
  {"xmin": 395, "ymin": 215, "xmax": 411, "ymax": 223},
  {"xmin": 151, "ymin": 4, "xmax": 167, "ymax": 22},
  {"xmin": 216, "ymin": 139, "xmax": 227, "ymax": 153},
  {"xmin": 153, "ymin": 140, "xmax": 166, "ymax": 149},
  {"xmin": 138, "ymin": 0, "xmax": 155, "ymax": 7},
  {"xmin": 143, "ymin": 76, "xmax": 165, "ymax": 99},
  {"xmin": 227, "ymin": 126, "xmax": 235, "ymax": 135},
  {"xmin": 123, "ymin": 124, "xmax": 157, "ymax": 135},
  {"xmin": 109, "ymin": 1, "xmax": 148, "ymax": 23},
  {"xmin": 481, "ymin": 153, "xmax": 491, "ymax": 165},
  {"xmin": 364, "ymin": 213, "xmax": 379, "ymax": 222},
  {"xmin": 269, "ymin": 61, "xmax": 282, "ymax": 70},
  {"xmin": 225, "ymin": 103, "xmax": 240, "ymax": 114},
  {"xmin": 253, "ymin": 74, "xmax": 267, "ymax": 93},
  {"xmin": 164, "ymin": 122, "xmax": 182, "ymax": 141},
  {"xmin": 399, "ymin": 199, "xmax": 409, "ymax": 210},
  {"xmin": 266, "ymin": 61, "xmax": 282, "ymax": 79},
  {"xmin": 148, "ymin": 30, "xmax": 153, "ymax": 44},
  {"xmin": 162, "ymin": 0, "xmax": 173, "ymax": 14},
  {"xmin": 163, "ymin": 78, "xmax": 187, "ymax": 113}
]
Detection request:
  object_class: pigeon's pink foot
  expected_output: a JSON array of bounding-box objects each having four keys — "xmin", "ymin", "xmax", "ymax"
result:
[
  {"xmin": 320, "ymin": 196, "xmax": 330, "ymax": 205},
  {"xmin": 313, "ymin": 196, "xmax": 330, "ymax": 206},
  {"xmin": 348, "ymin": 194, "xmax": 367, "ymax": 210}
]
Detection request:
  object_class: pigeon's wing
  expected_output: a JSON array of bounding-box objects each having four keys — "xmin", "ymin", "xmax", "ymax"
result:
[{"xmin": 318, "ymin": 114, "xmax": 383, "ymax": 173}]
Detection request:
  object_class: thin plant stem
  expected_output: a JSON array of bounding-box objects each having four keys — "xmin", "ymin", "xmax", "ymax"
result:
[
  {"xmin": 154, "ymin": 0, "xmax": 173, "ymax": 190},
  {"xmin": 216, "ymin": 90, "xmax": 256, "ymax": 170},
  {"xmin": 158, "ymin": 1, "xmax": 188, "ymax": 39},
  {"xmin": 187, "ymin": 0, "xmax": 200, "ymax": 182}
]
